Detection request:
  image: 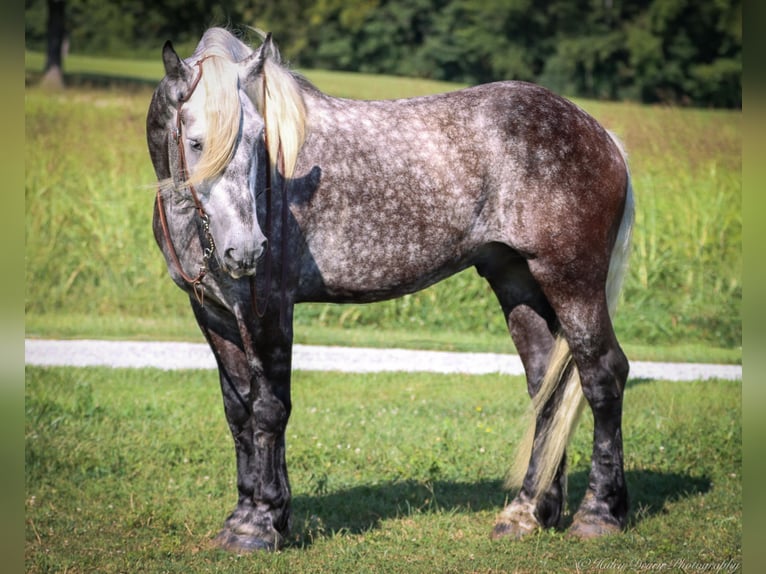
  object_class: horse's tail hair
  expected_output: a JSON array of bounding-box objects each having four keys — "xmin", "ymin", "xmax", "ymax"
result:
[
  {"xmin": 505, "ymin": 335, "xmax": 583, "ymax": 495},
  {"xmin": 506, "ymin": 131, "xmax": 634, "ymax": 498}
]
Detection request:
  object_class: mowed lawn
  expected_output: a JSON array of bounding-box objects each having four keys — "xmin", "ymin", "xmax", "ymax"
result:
[{"xmin": 25, "ymin": 366, "xmax": 740, "ymax": 573}]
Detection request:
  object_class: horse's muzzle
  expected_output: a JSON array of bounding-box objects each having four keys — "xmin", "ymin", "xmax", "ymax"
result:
[{"xmin": 222, "ymin": 239, "xmax": 267, "ymax": 279}]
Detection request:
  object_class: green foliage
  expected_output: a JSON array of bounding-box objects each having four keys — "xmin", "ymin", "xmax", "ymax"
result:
[
  {"xmin": 24, "ymin": 63, "xmax": 741, "ymax": 350},
  {"xmin": 25, "ymin": 0, "xmax": 256, "ymax": 58},
  {"xmin": 25, "ymin": 367, "xmax": 741, "ymax": 571},
  {"xmin": 601, "ymin": 103, "xmax": 742, "ymax": 347},
  {"xmin": 25, "ymin": 0, "xmax": 740, "ymax": 107}
]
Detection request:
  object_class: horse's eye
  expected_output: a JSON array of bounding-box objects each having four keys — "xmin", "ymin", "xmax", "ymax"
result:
[{"xmin": 189, "ymin": 139, "xmax": 203, "ymax": 152}]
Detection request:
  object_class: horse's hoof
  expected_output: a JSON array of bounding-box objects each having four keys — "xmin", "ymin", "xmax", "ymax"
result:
[
  {"xmin": 490, "ymin": 499, "xmax": 540, "ymax": 540},
  {"xmin": 213, "ymin": 528, "xmax": 283, "ymax": 553},
  {"xmin": 567, "ymin": 515, "xmax": 622, "ymax": 539}
]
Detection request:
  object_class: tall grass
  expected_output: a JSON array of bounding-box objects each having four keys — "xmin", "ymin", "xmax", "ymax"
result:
[
  {"xmin": 25, "ymin": 89, "xmax": 185, "ymax": 318},
  {"xmin": 593, "ymin": 102, "xmax": 741, "ymax": 347},
  {"xmin": 25, "ymin": 56, "xmax": 741, "ymax": 351}
]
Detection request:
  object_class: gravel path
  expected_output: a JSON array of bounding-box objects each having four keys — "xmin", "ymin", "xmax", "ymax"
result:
[{"xmin": 25, "ymin": 339, "xmax": 741, "ymax": 381}]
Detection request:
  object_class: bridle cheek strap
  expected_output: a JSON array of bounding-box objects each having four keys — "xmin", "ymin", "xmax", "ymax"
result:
[
  {"xmin": 157, "ymin": 57, "xmax": 214, "ymax": 305},
  {"xmin": 156, "ymin": 187, "xmax": 207, "ymax": 305},
  {"xmin": 157, "ymin": 56, "xmax": 286, "ymax": 329}
]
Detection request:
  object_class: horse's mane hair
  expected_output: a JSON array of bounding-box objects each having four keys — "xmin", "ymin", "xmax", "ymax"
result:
[
  {"xmin": 244, "ymin": 30, "xmax": 307, "ymax": 183},
  {"xmin": 182, "ymin": 27, "xmax": 307, "ymax": 187}
]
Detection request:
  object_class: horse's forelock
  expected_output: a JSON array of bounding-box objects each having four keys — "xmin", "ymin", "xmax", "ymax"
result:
[
  {"xmin": 184, "ymin": 56, "xmax": 241, "ymax": 186},
  {"xmin": 170, "ymin": 27, "xmax": 307, "ymax": 186},
  {"xmin": 182, "ymin": 29, "xmax": 251, "ymax": 186}
]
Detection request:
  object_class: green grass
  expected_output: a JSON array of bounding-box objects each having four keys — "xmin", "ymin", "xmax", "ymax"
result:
[
  {"xmin": 25, "ymin": 366, "xmax": 741, "ymax": 572},
  {"xmin": 25, "ymin": 52, "xmax": 741, "ymax": 361}
]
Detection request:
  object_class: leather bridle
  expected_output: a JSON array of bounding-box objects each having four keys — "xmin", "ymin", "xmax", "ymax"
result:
[
  {"xmin": 156, "ymin": 57, "xmax": 215, "ymax": 305},
  {"xmin": 156, "ymin": 56, "xmax": 283, "ymax": 325}
]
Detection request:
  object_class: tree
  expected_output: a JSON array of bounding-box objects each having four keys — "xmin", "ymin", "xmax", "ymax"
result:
[
  {"xmin": 40, "ymin": 0, "xmax": 66, "ymax": 89},
  {"xmin": 24, "ymin": 0, "xmax": 741, "ymax": 107}
]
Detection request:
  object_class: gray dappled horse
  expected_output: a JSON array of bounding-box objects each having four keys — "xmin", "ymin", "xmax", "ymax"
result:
[{"xmin": 146, "ymin": 27, "xmax": 634, "ymax": 552}]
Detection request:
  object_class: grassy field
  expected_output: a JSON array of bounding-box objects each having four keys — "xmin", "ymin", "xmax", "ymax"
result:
[
  {"xmin": 25, "ymin": 51, "xmax": 741, "ymax": 363},
  {"xmin": 25, "ymin": 366, "xmax": 741, "ymax": 572}
]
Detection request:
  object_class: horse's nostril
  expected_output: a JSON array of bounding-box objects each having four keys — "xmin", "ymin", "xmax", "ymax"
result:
[
  {"xmin": 224, "ymin": 244, "xmax": 264, "ymax": 273},
  {"xmin": 224, "ymin": 247, "xmax": 245, "ymax": 268}
]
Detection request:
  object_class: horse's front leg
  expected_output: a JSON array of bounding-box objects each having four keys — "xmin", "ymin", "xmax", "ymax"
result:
[{"xmin": 192, "ymin": 300, "xmax": 293, "ymax": 552}]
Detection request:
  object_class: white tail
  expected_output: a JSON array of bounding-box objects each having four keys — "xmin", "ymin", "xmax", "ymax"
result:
[{"xmin": 506, "ymin": 132, "xmax": 635, "ymax": 497}]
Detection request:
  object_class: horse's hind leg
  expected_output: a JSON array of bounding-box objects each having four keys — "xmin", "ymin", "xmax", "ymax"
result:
[
  {"xmin": 528, "ymin": 260, "xmax": 630, "ymax": 538},
  {"xmin": 478, "ymin": 256, "xmax": 569, "ymax": 538},
  {"xmin": 494, "ymin": 307, "xmax": 573, "ymax": 538}
]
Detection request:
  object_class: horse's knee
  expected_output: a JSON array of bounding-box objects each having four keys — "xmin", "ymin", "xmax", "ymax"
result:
[
  {"xmin": 577, "ymin": 344, "xmax": 628, "ymax": 411},
  {"xmin": 252, "ymin": 395, "xmax": 290, "ymax": 435}
]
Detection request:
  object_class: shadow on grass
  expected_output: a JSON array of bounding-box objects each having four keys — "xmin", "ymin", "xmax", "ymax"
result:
[
  {"xmin": 289, "ymin": 469, "xmax": 711, "ymax": 547},
  {"xmin": 626, "ymin": 377, "xmax": 656, "ymax": 389},
  {"xmin": 566, "ymin": 468, "xmax": 712, "ymax": 529},
  {"xmin": 290, "ymin": 478, "xmax": 506, "ymax": 546}
]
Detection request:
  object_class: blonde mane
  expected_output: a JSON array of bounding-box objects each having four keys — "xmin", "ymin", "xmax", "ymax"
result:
[
  {"xmin": 245, "ymin": 38, "xmax": 307, "ymax": 183},
  {"xmin": 176, "ymin": 28, "xmax": 306, "ymax": 189}
]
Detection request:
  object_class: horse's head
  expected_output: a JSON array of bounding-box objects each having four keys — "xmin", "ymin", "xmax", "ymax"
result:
[{"xmin": 147, "ymin": 30, "xmax": 286, "ymax": 280}]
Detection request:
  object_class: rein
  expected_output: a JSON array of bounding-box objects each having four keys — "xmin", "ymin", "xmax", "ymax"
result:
[
  {"xmin": 156, "ymin": 56, "xmax": 287, "ymax": 328},
  {"xmin": 251, "ymin": 71, "xmax": 290, "ymax": 331}
]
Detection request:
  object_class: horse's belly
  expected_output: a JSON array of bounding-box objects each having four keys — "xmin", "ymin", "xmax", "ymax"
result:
[
  {"xmin": 292, "ymin": 159, "xmax": 487, "ymax": 302},
  {"xmin": 301, "ymin": 224, "xmax": 476, "ymax": 302}
]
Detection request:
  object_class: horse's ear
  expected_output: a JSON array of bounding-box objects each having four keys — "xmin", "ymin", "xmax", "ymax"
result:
[
  {"xmin": 162, "ymin": 40, "xmax": 193, "ymax": 82},
  {"xmin": 260, "ymin": 33, "xmax": 281, "ymax": 62},
  {"xmin": 239, "ymin": 32, "xmax": 279, "ymax": 82}
]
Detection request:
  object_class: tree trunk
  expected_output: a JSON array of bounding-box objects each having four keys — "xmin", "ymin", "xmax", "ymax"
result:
[{"xmin": 40, "ymin": 0, "xmax": 66, "ymax": 90}]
